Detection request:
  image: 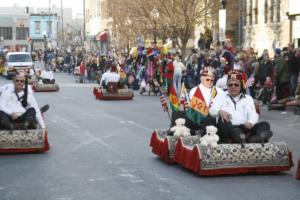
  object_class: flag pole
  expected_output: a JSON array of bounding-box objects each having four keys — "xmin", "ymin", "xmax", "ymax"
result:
[{"xmin": 160, "ymin": 88, "xmax": 172, "ymax": 123}]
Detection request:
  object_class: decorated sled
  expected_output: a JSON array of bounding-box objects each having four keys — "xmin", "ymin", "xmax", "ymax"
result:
[
  {"xmin": 268, "ymin": 100, "xmax": 300, "ymax": 114},
  {"xmin": 296, "ymin": 158, "xmax": 300, "ymax": 180},
  {"xmin": 93, "ymin": 83, "xmax": 134, "ymax": 100},
  {"xmin": 174, "ymin": 138, "xmax": 292, "ymax": 176},
  {"xmin": 32, "ymin": 82, "xmax": 59, "ymax": 92},
  {"xmin": 150, "ymin": 110, "xmax": 293, "ymax": 176},
  {"xmin": 150, "ymin": 111, "xmax": 203, "ymax": 164},
  {"xmin": 0, "ymin": 129, "xmax": 50, "ymax": 153}
]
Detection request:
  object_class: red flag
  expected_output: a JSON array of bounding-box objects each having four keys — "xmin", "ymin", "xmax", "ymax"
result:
[
  {"xmin": 169, "ymin": 84, "xmax": 179, "ymax": 112},
  {"xmin": 160, "ymin": 94, "xmax": 169, "ymax": 112}
]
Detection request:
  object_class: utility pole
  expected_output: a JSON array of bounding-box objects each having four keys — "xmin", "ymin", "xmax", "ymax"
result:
[
  {"xmin": 48, "ymin": 0, "xmax": 51, "ymax": 42},
  {"xmin": 61, "ymin": 0, "xmax": 64, "ymax": 47},
  {"xmin": 83, "ymin": 0, "xmax": 85, "ymax": 42}
]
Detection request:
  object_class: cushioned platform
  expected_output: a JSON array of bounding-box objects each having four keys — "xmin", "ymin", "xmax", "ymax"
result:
[
  {"xmin": 149, "ymin": 130, "xmax": 178, "ymax": 164},
  {"xmin": 32, "ymin": 83, "xmax": 59, "ymax": 92},
  {"xmin": 0, "ymin": 129, "xmax": 50, "ymax": 153},
  {"xmin": 176, "ymin": 141, "xmax": 292, "ymax": 176},
  {"xmin": 93, "ymin": 87, "xmax": 134, "ymax": 100}
]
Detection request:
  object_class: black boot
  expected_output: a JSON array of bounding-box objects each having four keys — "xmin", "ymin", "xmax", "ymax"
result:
[
  {"xmin": 230, "ymin": 127, "xmax": 245, "ymax": 143},
  {"xmin": 24, "ymin": 121, "xmax": 29, "ymax": 133},
  {"xmin": 248, "ymin": 130, "xmax": 273, "ymax": 143},
  {"xmin": 40, "ymin": 104, "xmax": 50, "ymax": 113},
  {"xmin": 0, "ymin": 118, "xmax": 15, "ymax": 134}
]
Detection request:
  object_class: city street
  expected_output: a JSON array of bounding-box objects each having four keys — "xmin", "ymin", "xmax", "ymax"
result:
[{"xmin": 0, "ymin": 70, "xmax": 299, "ymax": 200}]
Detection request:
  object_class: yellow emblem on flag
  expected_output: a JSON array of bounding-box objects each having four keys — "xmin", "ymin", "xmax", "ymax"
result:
[
  {"xmin": 190, "ymin": 96, "xmax": 209, "ymax": 116},
  {"xmin": 170, "ymin": 93, "xmax": 179, "ymax": 108}
]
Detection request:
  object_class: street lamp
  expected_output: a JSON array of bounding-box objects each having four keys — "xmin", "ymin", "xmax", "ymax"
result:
[{"xmin": 151, "ymin": 8, "xmax": 159, "ymax": 45}]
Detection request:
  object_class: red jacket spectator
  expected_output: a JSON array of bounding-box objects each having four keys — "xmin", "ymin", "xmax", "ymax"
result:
[{"xmin": 79, "ymin": 62, "xmax": 86, "ymax": 76}]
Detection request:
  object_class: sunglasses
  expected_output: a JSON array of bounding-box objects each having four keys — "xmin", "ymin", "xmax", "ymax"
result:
[
  {"xmin": 15, "ymin": 79, "xmax": 25, "ymax": 83},
  {"xmin": 228, "ymin": 83, "xmax": 240, "ymax": 88},
  {"xmin": 205, "ymin": 79, "xmax": 214, "ymax": 82}
]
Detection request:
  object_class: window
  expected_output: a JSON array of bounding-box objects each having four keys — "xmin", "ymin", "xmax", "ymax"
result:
[
  {"xmin": 243, "ymin": 0, "xmax": 247, "ymax": 26},
  {"xmin": 8, "ymin": 54, "xmax": 32, "ymax": 62},
  {"xmin": 276, "ymin": 0, "xmax": 280, "ymax": 22},
  {"xmin": 255, "ymin": 0, "xmax": 258, "ymax": 24},
  {"xmin": 0, "ymin": 27, "xmax": 13, "ymax": 39},
  {"xmin": 264, "ymin": 0, "xmax": 268, "ymax": 23},
  {"xmin": 16, "ymin": 27, "xmax": 29, "ymax": 40},
  {"xmin": 47, "ymin": 21, "xmax": 52, "ymax": 34},
  {"xmin": 270, "ymin": 0, "xmax": 274, "ymax": 23},
  {"xmin": 35, "ymin": 21, "xmax": 40, "ymax": 34},
  {"xmin": 249, "ymin": 0, "xmax": 253, "ymax": 25}
]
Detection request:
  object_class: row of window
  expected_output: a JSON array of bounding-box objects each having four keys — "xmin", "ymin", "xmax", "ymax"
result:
[
  {"xmin": 34, "ymin": 21, "xmax": 52, "ymax": 34},
  {"xmin": 0, "ymin": 20, "xmax": 54, "ymax": 40},
  {"xmin": 245, "ymin": 0, "xmax": 281, "ymax": 26},
  {"xmin": 0, "ymin": 27, "xmax": 29, "ymax": 40}
]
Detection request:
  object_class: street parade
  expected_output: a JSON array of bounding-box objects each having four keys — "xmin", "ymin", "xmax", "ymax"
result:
[{"xmin": 0, "ymin": 0, "xmax": 300, "ymax": 200}]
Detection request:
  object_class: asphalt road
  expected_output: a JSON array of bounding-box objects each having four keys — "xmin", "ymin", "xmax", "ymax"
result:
[{"xmin": 0, "ymin": 69, "xmax": 299, "ymax": 200}]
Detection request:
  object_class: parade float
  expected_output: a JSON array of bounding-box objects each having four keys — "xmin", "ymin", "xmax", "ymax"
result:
[
  {"xmin": 150, "ymin": 84, "xmax": 293, "ymax": 176},
  {"xmin": 32, "ymin": 81, "xmax": 60, "ymax": 92},
  {"xmin": 0, "ymin": 129, "xmax": 50, "ymax": 153},
  {"xmin": 0, "ymin": 106, "xmax": 50, "ymax": 154},
  {"xmin": 93, "ymin": 83, "xmax": 134, "ymax": 100}
]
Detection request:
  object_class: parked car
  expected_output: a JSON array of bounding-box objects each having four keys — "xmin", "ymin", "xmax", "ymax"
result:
[{"xmin": 3, "ymin": 52, "xmax": 34, "ymax": 79}]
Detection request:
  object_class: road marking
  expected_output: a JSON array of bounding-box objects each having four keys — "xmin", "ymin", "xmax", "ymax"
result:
[{"xmin": 118, "ymin": 168, "xmax": 145, "ymax": 184}]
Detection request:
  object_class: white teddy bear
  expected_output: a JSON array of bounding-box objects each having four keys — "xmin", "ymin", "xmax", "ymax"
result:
[
  {"xmin": 170, "ymin": 118, "xmax": 191, "ymax": 138},
  {"xmin": 200, "ymin": 125, "xmax": 219, "ymax": 147}
]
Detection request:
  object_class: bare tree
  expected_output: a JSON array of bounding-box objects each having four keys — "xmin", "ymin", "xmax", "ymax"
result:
[{"xmin": 109, "ymin": 0, "xmax": 221, "ymax": 56}]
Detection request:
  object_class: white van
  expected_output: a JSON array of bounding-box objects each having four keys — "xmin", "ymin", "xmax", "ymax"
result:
[{"xmin": 4, "ymin": 52, "xmax": 33, "ymax": 79}]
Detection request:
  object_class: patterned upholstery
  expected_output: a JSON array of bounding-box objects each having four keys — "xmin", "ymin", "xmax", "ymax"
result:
[
  {"xmin": 33, "ymin": 83, "xmax": 59, "ymax": 92},
  {"xmin": 0, "ymin": 129, "xmax": 50, "ymax": 153},
  {"xmin": 196, "ymin": 142, "xmax": 291, "ymax": 170},
  {"xmin": 93, "ymin": 87, "xmax": 134, "ymax": 100},
  {"xmin": 150, "ymin": 129, "xmax": 293, "ymax": 176}
]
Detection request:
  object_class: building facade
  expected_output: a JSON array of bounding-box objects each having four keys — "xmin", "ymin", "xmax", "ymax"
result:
[
  {"xmin": 30, "ymin": 13, "xmax": 59, "ymax": 49},
  {"xmin": 0, "ymin": 13, "xmax": 30, "ymax": 52},
  {"xmin": 288, "ymin": 0, "xmax": 300, "ymax": 47},
  {"xmin": 84, "ymin": 0, "xmax": 111, "ymax": 53},
  {"xmin": 242, "ymin": 0, "xmax": 289, "ymax": 55}
]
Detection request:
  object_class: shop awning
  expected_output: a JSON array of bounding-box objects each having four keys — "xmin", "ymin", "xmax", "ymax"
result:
[{"xmin": 96, "ymin": 31, "xmax": 108, "ymax": 41}]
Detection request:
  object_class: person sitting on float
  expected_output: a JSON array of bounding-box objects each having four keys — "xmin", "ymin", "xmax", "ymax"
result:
[
  {"xmin": 209, "ymin": 70, "xmax": 273, "ymax": 143},
  {"xmin": 0, "ymin": 72, "xmax": 46, "ymax": 132},
  {"xmin": 171, "ymin": 66, "xmax": 224, "ymax": 135},
  {"xmin": 99, "ymin": 65, "xmax": 120, "ymax": 89},
  {"xmin": 40, "ymin": 64, "xmax": 55, "ymax": 84}
]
